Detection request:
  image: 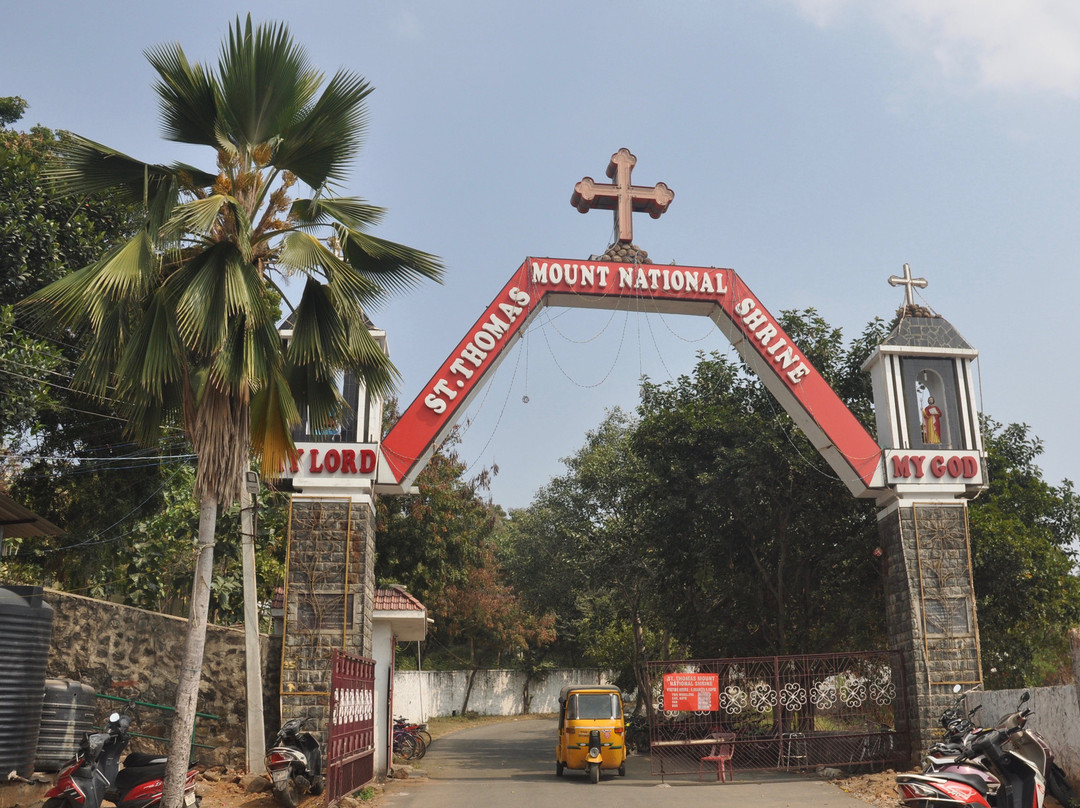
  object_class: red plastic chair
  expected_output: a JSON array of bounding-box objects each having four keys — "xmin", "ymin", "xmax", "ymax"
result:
[{"xmin": 699, "ymin": 731, "xmax": 735, "ymax": 782}]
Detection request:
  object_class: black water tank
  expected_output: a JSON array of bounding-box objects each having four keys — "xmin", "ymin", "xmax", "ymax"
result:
[
  {"xmin": 0, "ymin": 586, "xmax": 55, "ymax": 777},
  {"xmin": 35, "ymin": 679, "xmax": 96, "ymax": 771}
]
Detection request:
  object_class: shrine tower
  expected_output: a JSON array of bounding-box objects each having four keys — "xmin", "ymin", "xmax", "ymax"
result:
[
  {"xmin": 863, "ymin": 263, "xmax": 988, "ymax": 755},
  {"xmin": 273, "ymin": 315, "xmax": 387, "ymax": 737}
]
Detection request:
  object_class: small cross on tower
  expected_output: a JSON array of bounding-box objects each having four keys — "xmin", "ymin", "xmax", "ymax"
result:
[
  {"xmin": 571, "ymin": 148, "xmax": 674, "ymax": 244},
  {"xmin": 888, "ymin": 263, "xmax": 928, "ymax": 308}
]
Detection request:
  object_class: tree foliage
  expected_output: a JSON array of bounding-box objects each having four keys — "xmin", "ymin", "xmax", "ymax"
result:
[
  {"xmin": 0, "ymin": 97, "xmax": 27, "ymax": 128},
  {"xmin": 498, "ymin": 408, "xmax": 675, "ymax": 702},
  {"xmin": 0, "ymin": 107, "xmax": 137, "ymax": 450},
  {"xmin": 499, "ymin": 309, "xmax": 1080, "ymax": 691},
  {"xmin": 631, "ymin": 311, "xmax": 886, "ymax": 658},
  {"xmin": 970, "ymin": 418, "xmax": 1080, "ymax": 687},
  {"xmin": 0, "ymin": 101, "xmax": 172, "ymax": 585},
  {"xmin": 376, "ymin": 427, "xmax": 555, "ymax": 688}
]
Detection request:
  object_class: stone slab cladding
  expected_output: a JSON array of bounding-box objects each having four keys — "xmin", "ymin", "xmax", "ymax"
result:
[
  {"xmin": 40, "ymin": 588, "xmax": 280, "ymax": 768},
  {"xmin": 880, "ymin": 502, "xmax": 981, "ymax": 755},
  {"xmin": 279, "ymin": 497, "xmax": 376, "ymax": 736}
]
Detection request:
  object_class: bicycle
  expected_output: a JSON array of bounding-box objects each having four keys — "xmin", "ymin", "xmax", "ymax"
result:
[
  {"xmin": 392, "ymin": 720, "xmax": 428, "ymax": 761},
  {"xmin": 394, "ymin": 717, "xmax": 432, "ymax": 748}
]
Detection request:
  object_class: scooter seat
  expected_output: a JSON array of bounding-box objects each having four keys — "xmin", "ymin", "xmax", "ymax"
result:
[
  {"xmin": 124, "ymin": 752, "xmax": 167, "ymax": 767},
  {"xmin": 115, "ymin": 762, "xmax": 167, "ymax": 794},
  {"xmin": 929, "ymin": 770, "xmax": 991, "ymax": 796}
]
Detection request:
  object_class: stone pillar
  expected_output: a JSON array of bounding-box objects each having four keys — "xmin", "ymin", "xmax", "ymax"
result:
[
  {"xmin": 880, "ymin": 500, "xmax": 982, "ymax": 759},
  {"xmin": 278, "ymin": 496, "xmax": 377, "ymax": 736}
]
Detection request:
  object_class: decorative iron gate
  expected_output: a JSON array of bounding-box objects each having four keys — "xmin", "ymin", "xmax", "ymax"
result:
[
  {"xmin": 643, "ymin": 651, "xmax": 908, "ymax": 778},
  {"xmin": 326, "ymin": 650, "xmax": 375, "ymax": 805}
]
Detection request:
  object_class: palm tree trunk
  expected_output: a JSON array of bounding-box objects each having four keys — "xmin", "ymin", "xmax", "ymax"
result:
[{"xmin": 163, "ymin": 496, "xmax": 218, "ymax": 808}]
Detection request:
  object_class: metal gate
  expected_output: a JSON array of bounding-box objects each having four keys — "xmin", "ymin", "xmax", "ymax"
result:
[
  {"xmin": 326, "ymin": 650, "xmax": 376, "ymax": 805},
  {"xmin": 643, "ymin": 651, "xmax": 908, "ymax": 778}
]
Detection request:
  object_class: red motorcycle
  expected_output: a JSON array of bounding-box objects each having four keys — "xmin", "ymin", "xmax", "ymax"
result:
[{"xmin": 43, "ymin": 710, "xmax": 200, "ymax": 808}]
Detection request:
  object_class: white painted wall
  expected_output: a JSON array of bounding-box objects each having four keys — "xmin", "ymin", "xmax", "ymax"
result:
[
  {"xmin": 391, "ymin": 668, "xmax": 616, "ymax": 721},
  {"xmin": 371, "ymin": 621, "xmax": 394, "ymax": 776}
]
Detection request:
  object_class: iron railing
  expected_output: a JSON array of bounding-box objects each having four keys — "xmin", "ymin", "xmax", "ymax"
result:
[
  {"xmin": 95, "ymin": 694, "xmax": 219, "ymax": 753},
  {"xmin": 643, "ymin": 651, "xmax": 908, "ymax": 778}
]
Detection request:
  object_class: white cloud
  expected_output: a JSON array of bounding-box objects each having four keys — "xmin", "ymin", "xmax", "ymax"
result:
[{"xmin": 787, "ymin": 0, "xmax": 1080, "ymax": 97}]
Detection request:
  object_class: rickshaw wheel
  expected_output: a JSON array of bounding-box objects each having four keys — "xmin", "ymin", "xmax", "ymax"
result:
[
  {"xmin": 618, "ymin": 763, "xmax": 626, "ymax": 777},
  {"xmin": 555, "ymin": 761, "xmax": 564, "ymax": 777},
  {"xmin": 589, "ymin": 763, "xmax": 600, "ymax": 784}
]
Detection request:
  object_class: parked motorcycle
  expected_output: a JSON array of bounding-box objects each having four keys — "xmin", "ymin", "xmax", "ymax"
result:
[
  {"xmin": 265, "ymin": 715, "xmax": 325, "ymax": 808},
  {"xmin": 898, "ymin": 689, "xmax": 1077, "ymax": 808},
  {"xmin": 43, "ymin": 709, "xmax": 199, "ymax": 808},
  {"xmin": 919, "ymin": 685, "xmax": 1001, "ymax": 799}
]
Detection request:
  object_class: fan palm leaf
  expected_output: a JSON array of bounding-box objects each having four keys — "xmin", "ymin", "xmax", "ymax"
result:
[
  {"xmin": 290, "ymin": 196, "xmax": 386, "ymax": 229},
  {"xmin": 338, "ymin": 225, "xmax": 444, "ymax": 296},
  {"xmin": 145, "ymin": 41, "xmax": 220, "ymax": 149},
  {"xmin": 216, "ymin": 16, "xmax": 320, "ymax": 151},
  {"xmin": 272, "ymin": 69, "xmax": 372, "ymax": 188}
]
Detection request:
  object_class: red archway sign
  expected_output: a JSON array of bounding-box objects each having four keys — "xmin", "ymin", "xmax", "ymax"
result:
[{"xmin": 378, "ymin": 257, "xmax": 885, "ymax": 497}]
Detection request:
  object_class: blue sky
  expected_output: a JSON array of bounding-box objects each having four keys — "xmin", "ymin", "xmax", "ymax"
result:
[{"xmin": 5, "ymin": 1, "xmax": 1080, "ymax": 508}]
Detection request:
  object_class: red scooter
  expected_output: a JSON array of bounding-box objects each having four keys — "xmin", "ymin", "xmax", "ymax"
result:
[{"xmin": 43, "ymin": 710, "xmax": 200, "ymax": 808}]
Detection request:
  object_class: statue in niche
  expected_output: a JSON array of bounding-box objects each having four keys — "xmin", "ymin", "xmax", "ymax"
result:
[{"xmin": 921, "ymin": 396, "xmax": 943, "ymax": 445}]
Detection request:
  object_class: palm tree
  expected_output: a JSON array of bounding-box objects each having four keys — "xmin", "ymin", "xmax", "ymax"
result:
[{"xmin": 23, "ymin": 16, "xmax": 442, "ymax": 806}]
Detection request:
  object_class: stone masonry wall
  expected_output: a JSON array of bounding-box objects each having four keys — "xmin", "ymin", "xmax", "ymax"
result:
[
  {"xmin": 880, "ymin": 502, "xmax": 981, "ymax": 759},
  {"xmin": 41, "ymin": 588, "xmax": 280, "ymax": 768},
  {"xmin": 279, "ymin": 497, "xmax": 375, "ymax": 739}
]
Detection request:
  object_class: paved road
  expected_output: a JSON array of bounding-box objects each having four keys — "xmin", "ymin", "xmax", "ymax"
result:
[{"xmin": 380, "ymin": 718, "xmax": 874, "ymax": 808}]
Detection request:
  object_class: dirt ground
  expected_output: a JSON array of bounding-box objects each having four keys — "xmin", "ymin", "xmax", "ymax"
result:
[
  {"xmin": 830, "ymin": 770, "xmax": 904, "ymax": 807},
  {"xmin": 193, "ymin": 768, "xmax": 328, "ymax": 808}
]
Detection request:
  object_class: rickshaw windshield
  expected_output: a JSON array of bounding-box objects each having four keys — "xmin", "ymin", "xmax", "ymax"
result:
[{"xmin": 568, "ymin": 693, "xmax": 619, "ymax": 720}]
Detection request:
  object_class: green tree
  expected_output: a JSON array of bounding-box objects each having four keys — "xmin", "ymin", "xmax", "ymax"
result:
[
  {"xmin": 0, "ymin": 97, "xmax": 27, "ymax": 128},
  {"xmin": 0, "ymin": 105, "xmax": 136, "ymax": 449},
  {"xmin": 631, "ymin": 311, "xmax": 885, "ymax": 658},
  {"xmin": 0, "ymin": 100, "xmax": 165, "ymax": 580},
  {"xmin": 375, "ymin": 431, "xmax": 495, "ymax": 610},
  {"xmin": 503, "ymin": 309, "xmax": 1080, "ymax": 693},
  {"xmin": 500, "ymin": 311, "xmax": 890, "ymax": 700},
  {"xmin": 970, "ymin": 419, "xmax": 1080, "ymax": 687},
  {"xmin": 21, "ymin": 18, "xmax": 442, "ymax": 804},
  {"xmin": 498, "ymin": 408, "xmax": 674, "ymax": 707}
]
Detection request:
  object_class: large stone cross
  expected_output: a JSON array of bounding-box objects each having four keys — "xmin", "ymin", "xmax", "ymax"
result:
[
  {"xmin": 888, "ymin": 262, "xmax": 929, "ymax": 307},
  {"xmin": 571, "ymin": 148, "xmax": 674, "ymax": 243}
]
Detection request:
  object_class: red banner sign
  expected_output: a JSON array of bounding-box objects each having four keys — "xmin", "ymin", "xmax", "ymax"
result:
[
  {"xmin": 663, "ymin": 672, "xmax": 719, "ymax": 711},
  {"xmin": 379, "ymin": 258, "xmax": 884, "ymax": 496}
]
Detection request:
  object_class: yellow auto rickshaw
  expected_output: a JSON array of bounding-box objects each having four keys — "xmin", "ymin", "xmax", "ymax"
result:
[{"xmin": 555, "ymin": 684, "xmax": 626, "ymax": 783}]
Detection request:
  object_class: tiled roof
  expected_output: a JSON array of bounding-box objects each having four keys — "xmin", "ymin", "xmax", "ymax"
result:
[{"xmin": 373, "ymin": 585, "xmax": 426, "ymax": 612}]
